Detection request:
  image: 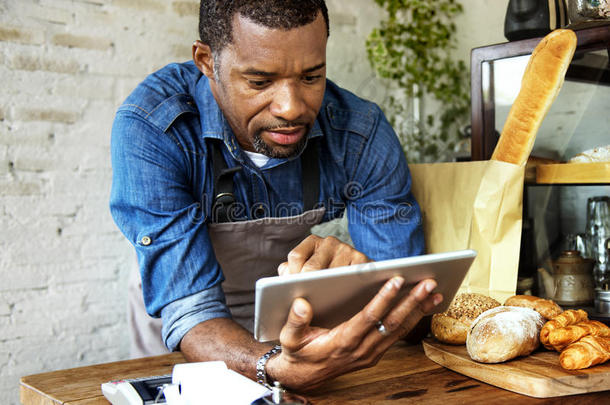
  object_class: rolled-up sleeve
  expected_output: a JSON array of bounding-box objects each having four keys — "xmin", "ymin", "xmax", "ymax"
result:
[
  {"xmin": 160, "ymin": 284, "xmax": 231, "ymax": 351},
  {"xmin": 110, "ymin": 109, "xmax": 226, "ymax": 325}
]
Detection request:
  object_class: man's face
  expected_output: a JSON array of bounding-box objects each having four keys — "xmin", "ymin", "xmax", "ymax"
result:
[{"xmin": 203, "ymin": 12, "xmax": 327, "ymax": 158}]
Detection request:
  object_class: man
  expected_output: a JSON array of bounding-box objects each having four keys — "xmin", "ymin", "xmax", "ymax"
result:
[{"xmin": 110, "ymin": 0, "xmax": 442, "ymax": 390}]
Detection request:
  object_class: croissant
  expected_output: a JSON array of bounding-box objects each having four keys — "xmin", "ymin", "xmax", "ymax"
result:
[
  {"xmin": 559, "ymin": 335, "xmax": 610, "ymax": 370},
  {"xmin": 548, "ymin": 320, "xmax": 610, "ymax": 352},
  {"xmin": 540, "ymin": 309, "xmax": 588, "ymax": 350}
]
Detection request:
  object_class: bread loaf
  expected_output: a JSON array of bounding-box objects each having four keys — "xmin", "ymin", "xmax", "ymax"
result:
[
  {"xmin": 569, "ymin": 145, "xmax": 610, "ymax": 163},
  {"xmin": 431, "ymin": 293, "xmax": 500, "ymax": 345},
  {"xmin": 548, "ymin": 320, "xmax": 610, "ymax": 352},
  {"xmin": 491, "ymin": 29, "xmax": 577, "ymax": 165},
  {"xmin": 466, "ymin": 306, "xmax": 545, "ymax": 363},
  {"xmin": 503, "ymin": 295, "xmax": 563, "ymax": 320},
  {"xmin": 559, "ymin": 335, "xmax": 610, "ymax": 370},
  {"xmin": 540, "ymin": 309, "xmax": 588, "ymax": 350}
]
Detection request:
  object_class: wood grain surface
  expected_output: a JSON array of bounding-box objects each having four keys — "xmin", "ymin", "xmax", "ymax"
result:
[
  {"xmin": 423, "ymin": 337, "xmax": 610, "ymax": 398},
  {"xmin": 20, "ymin": 342, "xmax": 610, "ymax": 404},
  {"xmin": 20, "ymin": 352, "xmax": 186, "ymax": 405}
]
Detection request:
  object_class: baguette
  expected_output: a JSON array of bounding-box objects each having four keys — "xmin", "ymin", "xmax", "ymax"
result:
[
  {"xmin": 431, "ymin": 293, "xmax": 500, "ymax": 345},
  {"xmin": 540, "ymin": 309, "xmax": 589, "ymax": 350},
  {"xmin": 559, "ymin": 335, "xmax": 610, "ymax": 370},
  {"xmin": 548, "ymin": 320, "xmax": 610, "ymax": 352},
  {"xmin": 466, "ymin": 306, "xmax": 545, "ymax": 363},
  {"xmin": 503, "ymin": 295, "xmax": 563, "ymax": 320},
  {"xmin": 491, "ymin": 29, "xmax": 577, "ymax": 165}
]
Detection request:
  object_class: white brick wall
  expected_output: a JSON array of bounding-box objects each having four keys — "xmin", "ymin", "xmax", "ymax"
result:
[
  {"xmin": 0, "ymin": 1, "xmax": 508, "ymax": 404},
  {"xmin": 1, "ymin": 1, "xmax": 200, "ymax": 403}
]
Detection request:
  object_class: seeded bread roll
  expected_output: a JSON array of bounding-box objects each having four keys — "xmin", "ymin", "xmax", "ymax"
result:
[
  {"xmin": 503, "ymin": 295, "xmax": 563, "ymax": 320},
  {"xmin": 491, "ymin": 29, "xmax": 577, "ymax": 165},
  {"xmin": 431, "ymin": 293, "xmax": 501, "ymax": 345},
  {"xmin": 467, "ymin": 306, "xmax": 545, "ymax": 363}
]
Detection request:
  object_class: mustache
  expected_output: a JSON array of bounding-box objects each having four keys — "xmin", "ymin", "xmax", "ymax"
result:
[{"xmin": 260, "ymin": 120, "xmax": 310, "ymax": 131}]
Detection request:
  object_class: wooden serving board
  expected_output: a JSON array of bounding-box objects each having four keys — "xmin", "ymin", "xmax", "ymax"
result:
[{"xmin": 422, "ymin": 337, "xmax": 610, "ymax": 398}]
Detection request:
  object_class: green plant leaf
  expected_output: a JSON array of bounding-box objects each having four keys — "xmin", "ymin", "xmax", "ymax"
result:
[{"xmin": 366, "ymin": 0, "xmax": 470, "ymax": 162}]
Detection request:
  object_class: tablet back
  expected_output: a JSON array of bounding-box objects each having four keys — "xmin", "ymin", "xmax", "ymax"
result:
[{"xmin": 254, "ymin": 249, "xmax": 476, "ymax": 342}]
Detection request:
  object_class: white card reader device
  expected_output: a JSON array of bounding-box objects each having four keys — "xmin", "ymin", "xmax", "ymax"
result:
[{"xmin": 101, "ymin": 374, "xmax": 171, "ymax": 405}]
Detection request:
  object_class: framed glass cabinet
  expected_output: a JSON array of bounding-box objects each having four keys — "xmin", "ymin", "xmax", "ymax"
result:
[{"xmin": 469, "ymin": 23, "xmax": 610, "ymax": 317}]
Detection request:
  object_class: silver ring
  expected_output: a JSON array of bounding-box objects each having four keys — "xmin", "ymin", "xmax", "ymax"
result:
[{"xmin": 376, "ymin": 321, "xmax": 390, "ymax": 337}]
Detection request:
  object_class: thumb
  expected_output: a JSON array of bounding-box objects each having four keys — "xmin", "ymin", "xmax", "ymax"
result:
[{"xmin": 279, "ymin": 298, "xmax": 313, "ymax": 351}]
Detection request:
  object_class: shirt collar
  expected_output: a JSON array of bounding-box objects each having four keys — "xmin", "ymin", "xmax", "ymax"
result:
[{"xmin": 192, "ymin": 74, "xmax": 224, "ymax": 141}]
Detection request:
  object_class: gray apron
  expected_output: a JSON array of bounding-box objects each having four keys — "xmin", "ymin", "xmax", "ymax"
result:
[{"xmin": 128, "ymin": 140, "xmax": 323, "ymax": 357}]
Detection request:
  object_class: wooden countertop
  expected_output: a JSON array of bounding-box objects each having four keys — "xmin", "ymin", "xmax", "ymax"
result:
[{"xmin": 20, "ymin": 342, "xmax": 608, "ymax": 404}]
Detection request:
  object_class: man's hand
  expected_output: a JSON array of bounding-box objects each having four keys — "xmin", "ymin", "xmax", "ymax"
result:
[
  {"xmin": 278, "ymin": 234, "xmax": 369, "ymax": 275},
  {"xmin": 265, "ymin": 276, "xmax": 443, "ymax": 390}
]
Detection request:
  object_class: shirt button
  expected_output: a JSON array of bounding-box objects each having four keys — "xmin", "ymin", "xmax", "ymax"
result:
[
  {"xmin": 255, "ymin": 205, "xmax": 265, "ymax": 218},
  {"xmin": 140, "ymin": 236, "xmax": 152, "ymax": 246}
]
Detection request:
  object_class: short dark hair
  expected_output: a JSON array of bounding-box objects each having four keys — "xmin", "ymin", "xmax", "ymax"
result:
[{"xmin": 199, "ymin": 0, "xmax": 329, "ymax": 53}]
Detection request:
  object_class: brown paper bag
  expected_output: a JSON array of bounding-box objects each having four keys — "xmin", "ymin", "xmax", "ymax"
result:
[{"xmin": 409, "ymin": 160, "xmax": 525, "ymax": 302}]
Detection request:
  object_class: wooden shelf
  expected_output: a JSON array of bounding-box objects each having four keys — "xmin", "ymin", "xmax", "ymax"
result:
[{"xmin": 536, "ymin": 162, "xmax": 610, "ymax": 184}]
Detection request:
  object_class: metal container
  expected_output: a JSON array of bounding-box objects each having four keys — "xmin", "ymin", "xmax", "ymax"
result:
[
  {"xmin": 594, "ymin": 238, "xmax": 610, "ymax": 291},
  {"xmin": 595, "ymin": 290, "xmax": 610, "ymax": 314},
  {"xmin": 561, "ymin": 233, "xmax": 587, "ymax": 258},
  {"xmin": 585, "ymin": 196, "xmax": 610, "ymax": 264},
  {"xmin": 568, "ymin": 0, "xmax": 610, "ymax": 24},
  {"xmin": 553, "ymin": 250, "xmax": 595, "ymax": 306}
]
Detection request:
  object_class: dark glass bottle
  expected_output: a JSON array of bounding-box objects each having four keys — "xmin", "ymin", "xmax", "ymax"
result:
[{"xmin": 504, "ymin": 0, "xmax": 568, "ymax": 41}]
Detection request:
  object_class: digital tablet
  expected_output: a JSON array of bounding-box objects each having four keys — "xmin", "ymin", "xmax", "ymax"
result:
[{"xmin": 254, "ymin": 249, "xmax": 476, "ymax": 342}]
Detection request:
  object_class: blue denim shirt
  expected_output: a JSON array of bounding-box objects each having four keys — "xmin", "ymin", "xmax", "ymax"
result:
[{"xmin": 110, "ymin": 61, "xmax": 424, "ymax": 350}]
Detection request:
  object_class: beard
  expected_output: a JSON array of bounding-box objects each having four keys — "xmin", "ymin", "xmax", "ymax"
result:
[{"xmin": 252, "ymin": 122, "xmax": 310, "ymax": 159}]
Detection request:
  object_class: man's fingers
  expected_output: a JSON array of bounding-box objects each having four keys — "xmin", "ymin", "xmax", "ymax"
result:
[
  {"xmin": 347, "ymin": 279, "xmax": 442, "ymax": 365},
  {"xmin": 281, "ymin": 236, "xmax": 319, "ymax": 275},
  {"xmin": 328, "ymin": 276, "xmax": 409, "ymax": 362},
  {"xmin": 281, "ymin": 235, "xmax": 368, "ymax": 275},
  {"xmin": 329, "ymin": 245, "xmax": 369, "ymax": 268},
  {"xmin": 300, "ymin": 238, "xmax": 335, "ymax": 272},
  {"xmin": 279, "ymin": 298, "xmax": 314, "ymax": 352},
  {"xmin": 349, "ymin": 250, "xmax": 370, "ymax": 265},
  {"xmin": 346, "ymin": 276, "xmax": 405, "ymax": 333},
  {"xmin": 381, "ymin": 279, "xmax": 443, "ymax": 337}
]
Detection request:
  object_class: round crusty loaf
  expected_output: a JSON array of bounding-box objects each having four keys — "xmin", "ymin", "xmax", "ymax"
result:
[
  {"xmin": 467, "ymin": 306, "xmax": 545, "ymax": 363},
  {"xmin": 491, "ymin": 29, "xmax": 577, "ymax": 166},
  {"xmin": 431, "ymin": 293, "xmax": 501, "ymax": 345},
  {"xmin": 503, "ymin": 295, "xmax": 563, "ymax": 320}
]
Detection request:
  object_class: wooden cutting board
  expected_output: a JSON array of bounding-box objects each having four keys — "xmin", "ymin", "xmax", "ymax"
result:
[{"xmin": 422, "ymin": 337, "xmax": 610, "ymax": 398}]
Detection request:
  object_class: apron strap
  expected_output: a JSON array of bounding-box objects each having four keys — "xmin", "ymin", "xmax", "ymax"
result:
[
  {"xmin": 210, "ymin": 141, "xmax": 242, "ymax": 223},
  {"xmin": 210, "ymin": 138, "xmax": 320, "ymax": 222},
  {"xmin": 301, "ymin": 138, "xmax": 320, "ymax": 211}
]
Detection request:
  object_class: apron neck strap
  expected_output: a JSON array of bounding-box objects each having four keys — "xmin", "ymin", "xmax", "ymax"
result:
[
  {"xmin": 210, "ymin": 141, "xmax": 242, "ymax": 223},
  {"xmin": 301, "ymin": 138, "xmax": 320, "ymax": 212},
  {"xmin": 210, "ymin": 138, "xmax": 320, "ymax": 222}
]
